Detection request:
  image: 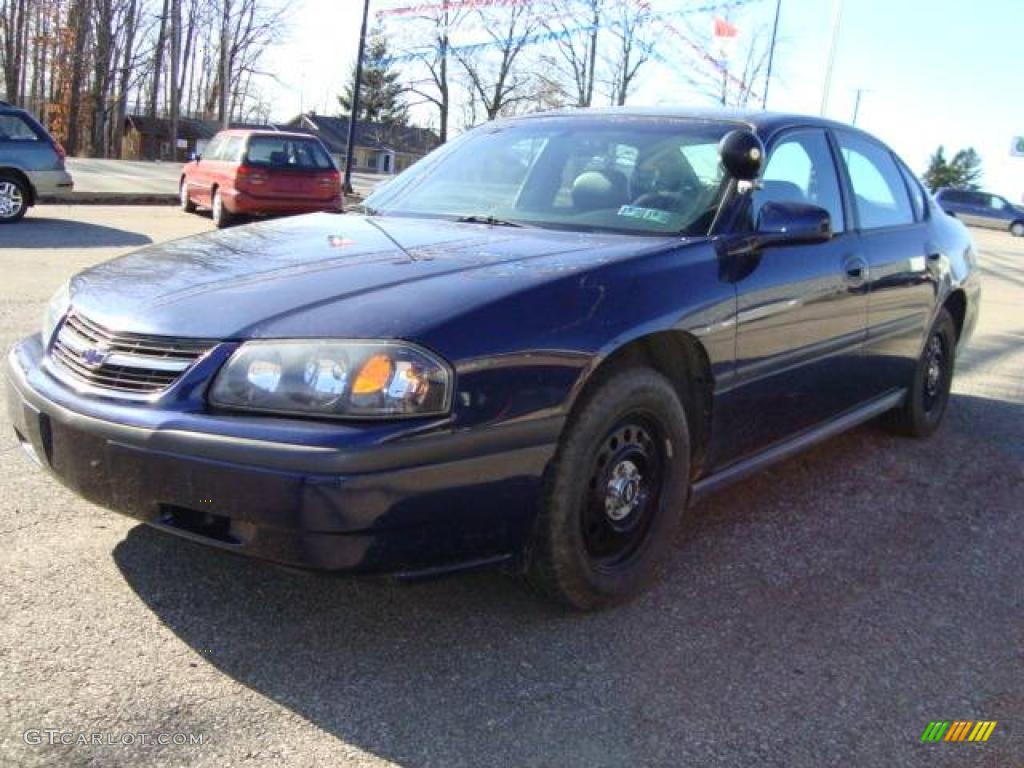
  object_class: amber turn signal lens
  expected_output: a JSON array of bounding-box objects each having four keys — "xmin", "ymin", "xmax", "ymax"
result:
[{"xmin": 352, "ymin": 354, "xmax": 393, "ymax": 394}]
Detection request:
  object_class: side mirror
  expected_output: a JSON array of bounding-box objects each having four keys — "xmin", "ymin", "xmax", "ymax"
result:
[
  {"xmin": 756, "ymin": 201, "xmax": 833, "ymax": 246},
  {"xmin": 719, "ymin": 129, "xmax": 764, "ymax": 181}
]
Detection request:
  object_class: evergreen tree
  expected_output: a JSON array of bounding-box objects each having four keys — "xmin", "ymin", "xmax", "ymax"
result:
[
  {"xmin": 339, "ymin": 30, "xmax": 408, "ymax": 126},
  {"xmin": 923, "ymin": 145, "xmax": 983, "ymax": 192}
]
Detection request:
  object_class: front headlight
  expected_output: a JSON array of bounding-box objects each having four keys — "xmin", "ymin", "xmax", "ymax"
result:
[
  {"xmin": 41, "ymin": 281, "xmax": 71, "ymax": 346},
  {"xmin": 209, "ymin": 340, "xmax": 452, "ymax": 418}
]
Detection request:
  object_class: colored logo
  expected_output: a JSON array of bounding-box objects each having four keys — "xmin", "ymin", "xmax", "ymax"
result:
[
  {"xmin": 81, "ymin": 343, "xmax": 111, "ymax": 369},
  {"xmin": 921, "ymin": 721, "xmax": 997, "ymax": 742}
]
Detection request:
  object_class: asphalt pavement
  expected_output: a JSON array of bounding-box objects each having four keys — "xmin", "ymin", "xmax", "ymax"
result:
[
  {"xmin": 66, "ymin": 158, "xmax": 384, "ymax": 198},
  {"xmin": 0, "ymin": 208, "xmax": 1021, "ymax": 767}
]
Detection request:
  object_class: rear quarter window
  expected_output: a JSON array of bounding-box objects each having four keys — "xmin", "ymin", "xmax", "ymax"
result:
[
  {"xmin": 0, "ymin": 114, "xmax": 41, "ymax": 141},
  {"xmin": 896, "ymin": 159, "xmax": 927, "ymax": 221}
]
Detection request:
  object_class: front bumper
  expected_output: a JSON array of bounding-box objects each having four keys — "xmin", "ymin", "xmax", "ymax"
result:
[{"xmin": 5, "ymin": 336, "xmax": 556, "ymax": 574}]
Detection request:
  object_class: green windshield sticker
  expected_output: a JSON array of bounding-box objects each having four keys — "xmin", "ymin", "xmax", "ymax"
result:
[{"xmin": 617, "ymin": 205, "xmax": 673, "ymax": 224}]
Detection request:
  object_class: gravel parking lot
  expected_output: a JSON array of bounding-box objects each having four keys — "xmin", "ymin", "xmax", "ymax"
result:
[{"xmin": 1, "ymin": 207, "xmax": 1021, "ymax": 767}]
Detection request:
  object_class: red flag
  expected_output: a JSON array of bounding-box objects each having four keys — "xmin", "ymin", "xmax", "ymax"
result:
[{"xmin": 713, "ymin": 17, "xmax": 738, "ymax": 38}]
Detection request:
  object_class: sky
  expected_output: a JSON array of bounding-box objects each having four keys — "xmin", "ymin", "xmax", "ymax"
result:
[{"xmin": 261, "ymin": 0, "xmax": 1024, "ymax": 201}]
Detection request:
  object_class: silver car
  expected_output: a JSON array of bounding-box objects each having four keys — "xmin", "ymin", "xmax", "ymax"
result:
[{"xmin": 0, "ymin": 101, "xmax": 74, "ymax": 223}]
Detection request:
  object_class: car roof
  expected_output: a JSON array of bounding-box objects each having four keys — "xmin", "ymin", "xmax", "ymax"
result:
[
  {"xmin": 214, "ymin": 128, "xmax": 323, "ymax": 140},
  {"xmin": 505, "ymin": 105, "xmax": 862, "ymax": 140}
]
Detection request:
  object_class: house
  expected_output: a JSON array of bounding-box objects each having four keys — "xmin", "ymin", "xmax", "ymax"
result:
[
  {"xmin": 121, "ymin": 115, "xmax": 276, "ymax": 162},
  {"xmin": 283, "ymin": 113, "xmax": 440, "ymax": 174}
]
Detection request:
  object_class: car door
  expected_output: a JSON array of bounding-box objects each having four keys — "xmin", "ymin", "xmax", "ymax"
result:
[
  {"xmin": 719, "ymin": 128, "xmax": 868, "ymax": 462},
  {"xmin": 207, "ymin": 134, "xmax": 243, "ymax": 201},
  {"xmin": 834, "ymin": 131, "xmax": 938, "ymax": 397},
  {"xmin": 985, "ymin": 194, "xmax": 1015, "ymax": 229}
]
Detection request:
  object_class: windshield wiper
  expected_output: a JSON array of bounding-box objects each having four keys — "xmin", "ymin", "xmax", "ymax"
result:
[{"xmin": 455, "ymin": 214, "xmax": 525, "ymax": 228}]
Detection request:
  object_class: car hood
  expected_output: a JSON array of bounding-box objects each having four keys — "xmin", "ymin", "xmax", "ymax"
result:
[{"xmin": 68, "ymin": 213, "xmax": 681, "ymax": 340}]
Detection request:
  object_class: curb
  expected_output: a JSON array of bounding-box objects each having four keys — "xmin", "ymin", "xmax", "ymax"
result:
[{"xmin": 39, "ymin": 192, "xmax": 180, "ymax": 206}]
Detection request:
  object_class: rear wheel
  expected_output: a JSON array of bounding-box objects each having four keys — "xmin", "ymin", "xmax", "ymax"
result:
[
  {"xmin": 1010, "ymin": 221, "xmax": 1024, "ymax": 237},
  {"xmin": 886, "ymin": 308, "xmax": 956, "ymax": 437},
  {"xmin": 179, "ymin": 179, "xmax": 196, "ymax": 213},
  {"xmin": 526, "ymin": 367, "xmax": 691, "ymax": 610},
  {"xmin": 211, "ymin": 188, "xmax": 232, "ymax": 228},
  {"xmin": 0, "ymin": 174, "xmax": 28, "ymax": 223}
]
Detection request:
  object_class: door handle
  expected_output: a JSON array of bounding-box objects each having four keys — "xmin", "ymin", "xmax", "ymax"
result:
[
  {"xmin": 843, "ymin": 256, "xmax": 869, "ymax": 285},
  {"xmin": 927, "ymin": 252, "xmax": 942, "ymax": 261}
]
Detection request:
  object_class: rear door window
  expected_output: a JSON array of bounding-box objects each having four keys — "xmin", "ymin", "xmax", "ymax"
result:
[
  {"xmin": 203, "ymin": 135, "xmax": 225, "ymax": 160},
  {"xmin": 836, "ymin": 132, "xmax": 915, "ymax": 229},
  {"xmin": 220, "ymin": 136, "xmax": 245, "ymax": 163}
]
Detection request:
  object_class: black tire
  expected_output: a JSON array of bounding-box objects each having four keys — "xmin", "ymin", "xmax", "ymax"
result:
[
  {"xmin": 526, "ymin": 367, "xmax": 691, "ymax": 610},
  {"xmin": 211, "ymin": 188, "xmax": 232, "ymax": 228},
  {"xmin": 886, "ymin": 308, "xmax": 957, "ymax": 437},
  {"xmin": 1010, "ymin": 221, "xmax": 1024, "ymax": 238},
  {"xmin": 0, "ymin": 173, "xmax": 29, "ymax": 223},
  {"xmin": 179, "ymin": 178, "xmax": 196, "ymax": 213}
]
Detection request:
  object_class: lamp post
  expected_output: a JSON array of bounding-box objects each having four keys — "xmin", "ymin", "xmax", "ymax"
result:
[
  {"xmin": 344, "ymin": 0, "xmax": 371, "ymax": 195},
  {"xmin": 851, "ymin": 87, "xmax": 869, "ymax": 125},
  {"xmin": 820, "ymin": 0, "xmax": 844, "ymax": 116}
]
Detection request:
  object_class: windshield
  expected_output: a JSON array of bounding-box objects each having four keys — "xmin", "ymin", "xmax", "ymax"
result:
[{"xmin": 363, "ymin": 116, "xmax": 734, "ymax": 235}]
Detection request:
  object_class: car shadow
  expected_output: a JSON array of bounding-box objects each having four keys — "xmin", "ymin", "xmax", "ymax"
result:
[
  {"xmin": 112, "ymin": 392, "xmax": 1023, "ymax": 766},
  {"xmin": 4, "ymin": 216, "xmax": 153, "ymax": 248}
]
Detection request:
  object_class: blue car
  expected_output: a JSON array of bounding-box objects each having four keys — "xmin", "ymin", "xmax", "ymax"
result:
[
  {"xmin": 934, "ymin": 187, "xmax": 1024, "ymax": 237},
  {"xmin": 5, "ymin": 108, "xmax": 980, "ymax": 609}
]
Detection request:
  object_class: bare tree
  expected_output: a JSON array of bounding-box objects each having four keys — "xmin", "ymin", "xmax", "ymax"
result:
[
  {"xmin": 604, "ymin": 0, "xmax": 652, "ymax": 106},
  {"xmin": 455, "ymin": 2, "xmax": 538, "ymax": 122},
  {"xmin": 0, "ymin": 0, "xmax": 29, "ymax": 102},
  {"xmin": 402, "ymin": 2, "xmax": 468, "ymax": 143},
  {"xmin": 542, "ymin": 0, "xmax": 602, "ymax": 108}
]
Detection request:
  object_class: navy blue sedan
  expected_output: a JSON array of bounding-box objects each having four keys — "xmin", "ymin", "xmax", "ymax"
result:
[{"xmin": 5, "ymin": 109, "xmax": 980, "ymax": 609}]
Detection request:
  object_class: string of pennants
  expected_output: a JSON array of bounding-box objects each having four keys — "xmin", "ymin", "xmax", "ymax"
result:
[{"xmin": 375, "ymin": 0, "xmax": 763, "ymax": 98}]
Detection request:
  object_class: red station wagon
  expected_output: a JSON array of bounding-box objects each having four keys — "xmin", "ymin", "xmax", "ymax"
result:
[{"xmin": 179, "ymin": 129, "xmax": 343, "ymax": 227}]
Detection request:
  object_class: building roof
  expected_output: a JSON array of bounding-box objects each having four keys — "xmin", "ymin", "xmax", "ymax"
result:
[
  {"xmin": 125, "ymin": 115, "xmax": 277, "ymax": 141},
  {"xmin": 284, "ymin": 113, "xmax": 440, "ymax": 155}
]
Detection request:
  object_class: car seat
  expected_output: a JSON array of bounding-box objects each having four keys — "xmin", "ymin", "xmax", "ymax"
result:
[{"xmin": 571, "ymin": 169, "xmax": 629, "ymax": 212}]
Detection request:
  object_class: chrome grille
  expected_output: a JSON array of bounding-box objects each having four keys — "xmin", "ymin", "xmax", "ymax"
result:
[{"xmin": 49, "ymin": 311, "xmax": 214, "ymax": 396}]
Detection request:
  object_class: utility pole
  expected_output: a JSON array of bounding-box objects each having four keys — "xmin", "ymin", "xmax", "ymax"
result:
[
  {"xmin": 169, "ymin": 0, "xmax": 181, "ymax": 160},
  {"xmin": 851, "ymin": 87, "xmax": 869, "ymax": 125},
  {"xmin": 762, "ymin": 0, "xmax": 782, "ymax": 109},
  {"xmin": 344, "ymin": 0, "xmax": 371, "ymax": 195},
  {"xmin": 820, "ymin": 0, "xmax": 844, "ymax": 116},
  {"xmin": 220, "ymin": 0, "xmax": 232, "ymax": 128}
]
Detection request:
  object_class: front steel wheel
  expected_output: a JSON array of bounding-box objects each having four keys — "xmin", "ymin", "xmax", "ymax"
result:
[
  {"xmin": 527, "ymin": 367, "xmax": 691, "ymax": 610},
  {"xmin": 0, "ymin": 176, "xmax": 28, "ymax": 223},
  {"xmin": 583, "ymin": 416, "xmax": 665, "ymax": 568}
]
